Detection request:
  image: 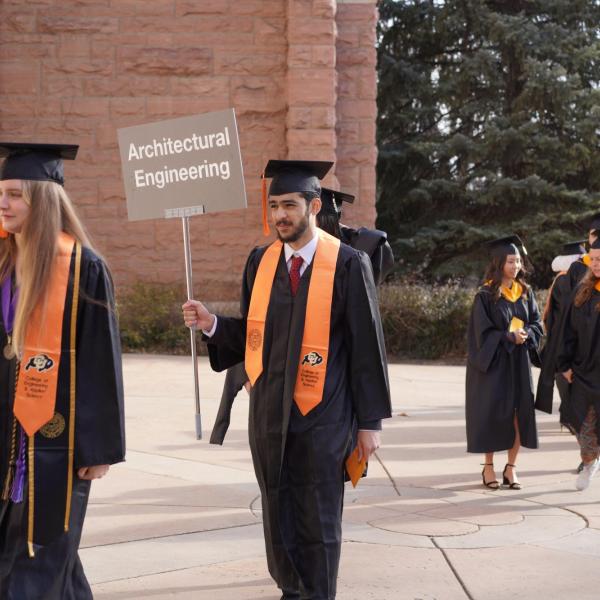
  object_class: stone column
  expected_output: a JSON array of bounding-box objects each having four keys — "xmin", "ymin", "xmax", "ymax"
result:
[
  {"xmin": 335, "ymin": 0, "xmax": 378, "ymax": 226},
  {"xmin": 286, "ymin": 0, "xmax": 338, "ymax": 187}
]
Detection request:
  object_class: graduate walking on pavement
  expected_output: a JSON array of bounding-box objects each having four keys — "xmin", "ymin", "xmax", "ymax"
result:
[
  {"xmin": 210, "ymin": 186, "xmax": 394, "ymax": 447},
  {"xmin": 556, "ymin": 239, "xmax": 600, "ymax": 491},
  {"xmin": 183, "ymin": 160, "xmax": 391, "ymax": 600},
  {"xmin": 465, "ymin": 236, "xmax": 544, "ymax": 490},
  {"xmin": 537, "ymin": 220, "xmax": 599, "ymax": 414},
  {"xmin": 0, "ymin": 143, "xmax": 125, "ymax": 599}
]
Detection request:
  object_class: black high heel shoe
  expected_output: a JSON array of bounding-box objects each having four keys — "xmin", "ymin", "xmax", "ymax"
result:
[
  {"xmin": 481, "ymin": 463, "xmax": 499, "ymax": 489},
  {"xmin": 502, "ymin": 463, "xmax": 522, "ymax": 490}
]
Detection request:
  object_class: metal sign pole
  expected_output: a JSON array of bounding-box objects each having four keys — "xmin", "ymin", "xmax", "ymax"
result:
[{"xmin": 182, "ymin": 215, "xmax": 202, "ymax": 440}]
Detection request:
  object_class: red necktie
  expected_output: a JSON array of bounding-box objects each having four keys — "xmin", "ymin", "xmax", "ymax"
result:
[{"xmin": 289, "ymin": 255, "xmax": 304, "ymax": 296}]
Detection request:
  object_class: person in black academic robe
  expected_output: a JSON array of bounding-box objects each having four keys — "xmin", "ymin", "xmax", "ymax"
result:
[
  {"xmin": 537, "ymin": 241, "xmax": 587, "ymax": 431},
  {"xmin": 0, "ymin": 144, "xmax": 125, "ymax": 600},
  {"xmin": 184, "ymin": 161, "xmax": 391, "ymax": 600},
  {"xmin": 536, "ymin": 226, "xmax": 599, "ymax": 413},
  {"xmin": 466, "ymin": 236, "xmax": 543, "ymax": 490},
  {"xmin": 210, "ymin": 187, "xmax": 394, "ymax": 446},
  {"xmin": 555, "ymin": 242, "xmax": 600, "ymax": 490}
]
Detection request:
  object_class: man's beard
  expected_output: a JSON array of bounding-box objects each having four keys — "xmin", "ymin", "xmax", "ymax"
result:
[{"xmin": 276, "ymin": 213, "xmax": 310, "ymax": 243}]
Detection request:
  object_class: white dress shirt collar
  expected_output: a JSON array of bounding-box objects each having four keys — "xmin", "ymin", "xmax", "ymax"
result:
[{"xmin": 284, "ymin": 231, "xmax": 319, "ymax": 267}]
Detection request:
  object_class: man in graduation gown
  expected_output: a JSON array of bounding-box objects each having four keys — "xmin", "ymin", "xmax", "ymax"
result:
[
  {"xmin": 183, "ymin": 160, "xmax": 391, "ymax": 600},
  {"xmin": 210, "ymin": 186, "xmax": 394, "ymax": 446}
]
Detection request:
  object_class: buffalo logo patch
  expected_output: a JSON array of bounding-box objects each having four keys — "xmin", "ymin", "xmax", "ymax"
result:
[
  {"xmin": 25, "ymin": 353, "xmax": 54, "ymax": 373},
  {"xmin": 248, "ymin": 328, "xmax": 262, "ymax": 351},
  {"xmin": 301, "ymin": 351, "xmax": 323, "ymax": 367}
]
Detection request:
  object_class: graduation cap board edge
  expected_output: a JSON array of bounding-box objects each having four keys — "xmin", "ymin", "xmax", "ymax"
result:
[
  {"xmin": 261, "ymin": 160, "xmax": 334, "ymax": 235},
  {"xmin": 0, "ymin": 143, "xmax": 79, "ymax": 237},
  {"xmin": 0, "ymin": 142, "xmax": 79, "ymax": 186},
  {"xmin": 320, "ymin": 188, "xmax": 355, "ymax": 217},
  {"xmin": 484, "ymin": 235, "xmax": 528, "ymax": 259}
]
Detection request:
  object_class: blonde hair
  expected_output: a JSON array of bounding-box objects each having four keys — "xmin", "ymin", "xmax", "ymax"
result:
[{"xmin": 0, "ymin": 180, "xmax": 96, "ymax": 354}]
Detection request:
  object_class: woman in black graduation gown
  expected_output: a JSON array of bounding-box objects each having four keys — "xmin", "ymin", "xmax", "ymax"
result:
[
  {"xmin": 556, "ymin": 240, "xmax": 600, "ymax": 491},
  {"xmin": 466, "ymin": 236, "xmax": 543, "ymax": 490},
  {"xmin": 0, "ymin": 143, "xmax": 125, "ymax": 599}
]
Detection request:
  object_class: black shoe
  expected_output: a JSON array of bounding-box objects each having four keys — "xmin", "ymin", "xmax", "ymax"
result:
[
  {"xmin": 502, "ymin": 463, "xmax": 522, "ymax": 490},
  {"xmin": 481, "ymin": 463, "xmax": 499, "ymax": 489}
]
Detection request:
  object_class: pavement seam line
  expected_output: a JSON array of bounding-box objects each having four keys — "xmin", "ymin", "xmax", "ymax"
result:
[
  {"xmin": 91, "ymin": 556, "xmax": 265, "ymax": 587},
  {"xmin": 373, "ymin": 451, "xmax": 402, "ymax": 497},
  {"xmin": 373, "ymin": 449, "xmax": 473, "ymax": 597},
  {"xmin": 128, "ymin": 448, "xmax": 254, "ymax": 471},
  {"xmin": 81, "ymin": 521, "xmax": 262, "ymax": 550},
  {"xmin": 431, "ymin": 537, "xmax": 475, "ymax": 600}
]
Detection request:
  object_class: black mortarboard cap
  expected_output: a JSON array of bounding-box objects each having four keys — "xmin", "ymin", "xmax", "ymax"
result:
[
  {"xmin": 264, "ymin": 160, "xmax": 333, "ymax": 196},
  {"xmin": 320, "ymin": 187, "xmax": 355, "ymax": 217},
  {"xmin": 0, "ymin": 142, "xmax": 79, "ymax": 186},
  {"xmin": 562, "ymin": 240, "xmax": 586, "ymax": 255},
  {"xmin": 260, "ymin": 159, "xmax": 334, "ymax": 236},
  {"xmin": 485, "ymin": 234, "xmax": 527, "ymax": 259},
  {"xmin": 591, "ymin": 238, "xmax": 600, "ymax": 250}
]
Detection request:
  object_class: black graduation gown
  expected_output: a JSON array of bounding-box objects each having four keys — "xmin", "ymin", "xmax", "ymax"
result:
[
  {"xmin": 339, "ymin": 225, "xmax": 394, "ymax": 286},
  {"xmin": 556, "ymin": 290, "xmax": 600, "ymax": 438},
  {"xmin": 465, "ymin": 286, "xmax": 543, "ymax": 453},
  {"xmin": 205, "ymin": 241, "xmax": 391, "ymax": 599},
  {"xmin": 210, "ymin": 228, "xmax": 394, "ymax": 446},
  {"xmin": 0, "ymin": 247, "xmax": 125, "ymax": 600},
  {"xmin": 536, "ymin": 258, "xmax": 589, "ymax": 413},
  {"xmin": 536, "ymin": 273, "xmax": 572, "ymax": 420}
]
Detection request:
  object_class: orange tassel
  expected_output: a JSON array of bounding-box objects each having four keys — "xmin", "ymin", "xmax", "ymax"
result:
[
  {"xmin": 261, "ymin": 173, "xmax": 270, "ymax": 236},
  {"xmin": 0, "ymin": 225, "xmax": 8, "ymax": 239}
]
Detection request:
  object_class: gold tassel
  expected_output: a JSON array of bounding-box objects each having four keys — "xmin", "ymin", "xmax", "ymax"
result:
[
  {"xmin": 64, "ymin": 242, "xmax": 82, "ymax": 532},
  {"xmin": 261, "ymin": 172, "xmax": 270, "ymax": 236},
  {"xmin": 2, "ymin": 363, "xmax": 20, "ymax": 501}
]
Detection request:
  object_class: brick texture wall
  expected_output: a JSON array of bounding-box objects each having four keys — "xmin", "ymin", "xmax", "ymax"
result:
[{"xmin": 0, "ymin": 0, "xmax": 378, "ymax": 300}]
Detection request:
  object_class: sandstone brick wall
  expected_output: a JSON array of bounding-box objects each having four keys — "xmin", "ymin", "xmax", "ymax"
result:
[{"xmin": 0, "ymin": 0, "xmax": 378, "ymax": 300}]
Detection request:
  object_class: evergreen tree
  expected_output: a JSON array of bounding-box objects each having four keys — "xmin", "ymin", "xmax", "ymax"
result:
[{"xmin": 376, "ymin": 0, "xmax": 600, "ymax": 286}]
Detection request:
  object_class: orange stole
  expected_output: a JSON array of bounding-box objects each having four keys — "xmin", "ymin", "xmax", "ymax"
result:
[
  {"xmin": 245, "ymin": 229, "xmax": 340, "ymax": 415},
  {"xmin": 293, "ymin": 230, "xmax": 340, "ymax": 415},
  {"xmin": 14, "ymin": 233, "xmax": 75, "ymax": 436},
  {"xmin": 245, "ymin": 239, "xmax": 284, "ymax": 386}
]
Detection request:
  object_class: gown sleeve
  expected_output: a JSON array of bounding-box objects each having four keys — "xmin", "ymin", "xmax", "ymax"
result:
[
  {"xmin": 204, "ymin": 248, "xmax": 260, "ymax": 372},
  {"xmin": 74, "ymin": 254, "xmax": 125, "ymax": 468},
  {"xmin": 467, "ymin": 291, "xmax": 509, "ymax": 373},
  {"xmin": 524, "ymin": 290, "xmax": 544, "ymax": 368},
  {"xmin": 344, "ymin": 251, "xmax": 392, "ymax": 428},
  {"xmin": 556, "ymin": 303, "xmax": 577, "ymax": 374}
]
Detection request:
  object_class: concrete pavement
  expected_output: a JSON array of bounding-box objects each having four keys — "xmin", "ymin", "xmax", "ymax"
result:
[{"xmin": 84, "ymin": 356, "xmax": 600, "ymax": 599}]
